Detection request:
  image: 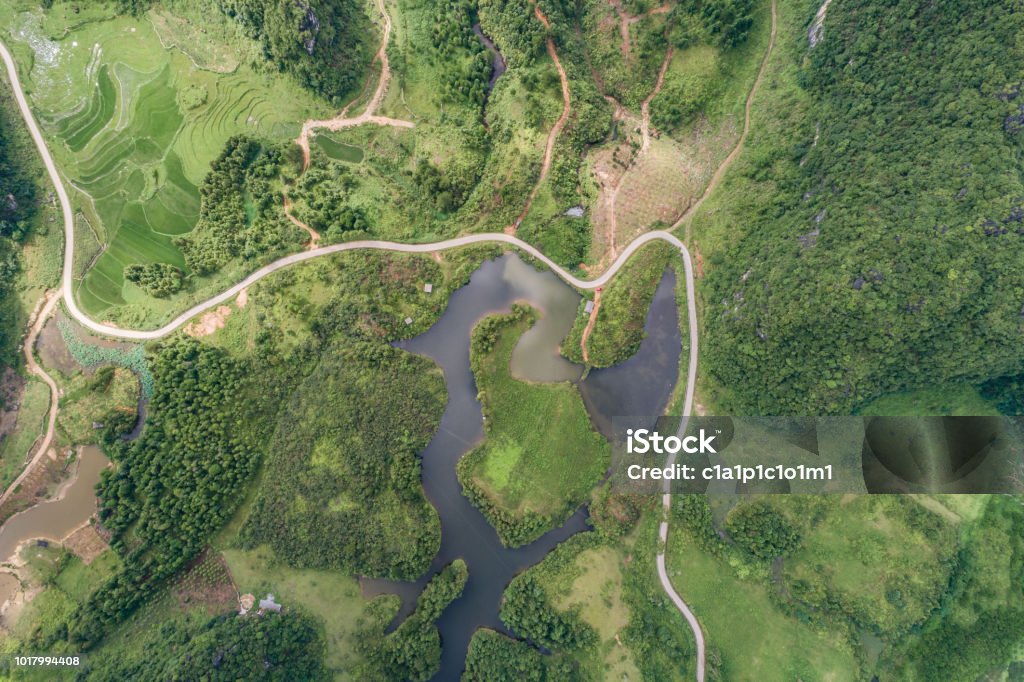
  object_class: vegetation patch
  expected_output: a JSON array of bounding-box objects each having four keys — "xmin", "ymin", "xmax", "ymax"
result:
[
  {"xmin": 56, "ymin": 366, "xmax": 139, "ymax": 446},
  {"xmin": 458, "ymin": 305, "xmax": 608, "ymax": 546},
  {"xmin": 239, "ymin": 338, "xmax": 445, "ymax": 579},
  {"xmin": 223, "ymin": 545, "xmax": 384, "ymax": 677},
  {"xmin": 57, "ymin": 320, "xmax": 154, "ymax": 397},
  {"xmin": 695, "ymin": 0, "xmax": 1024, "ymax": 414},
  {"xmin": 564, "ymin": 242, "xmax": 674, "ymax": 366},
  {"xmin": 668, "ymin": 497, "xmax": 860, "ymax": 681}
]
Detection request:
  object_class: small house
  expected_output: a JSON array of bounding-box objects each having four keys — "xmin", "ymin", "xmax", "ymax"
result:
[{"xmin": 259, "ymin": 593, "xmax": 282, "ymax": 613}]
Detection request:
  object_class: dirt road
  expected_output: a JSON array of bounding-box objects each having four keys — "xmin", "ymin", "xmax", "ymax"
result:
[
  {"xmin": 506, "ymin": 4, "xmax": 572, "ymax": 233},
  {"xmin": 0, "ymin": 291, "xmax": 61, "ymax": 508},
  {"xmin": 294, "ymin": 0, "xmax": 413, "ymax": 169}
]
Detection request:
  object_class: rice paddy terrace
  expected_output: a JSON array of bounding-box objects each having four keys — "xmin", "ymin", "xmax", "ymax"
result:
[{"xmin": 0, "ymin": 3, "xmax": 329, "ymax": 321}]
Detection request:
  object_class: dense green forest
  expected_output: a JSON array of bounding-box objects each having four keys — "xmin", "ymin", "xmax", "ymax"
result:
[
  {"xmin": 177, "ymin": 136, "xmax": 303, "ymax": 276},
  {"xmin": 700, "ymin": 0, "xmax": 1024, "ymax": 414},
  {"xmin": 0, "ymin": 87, "xmax": 39, "ymax": 366},
  {"xmin": 82, "ymin": 610, "xmax": 329, "ymax": 680},
  {"xmin": 217, "ymin": 0, "xmax": 373, "ymax": 103},
  {"xmin": 357, "ymin": 560, "xmax": 468, "ymax": 680},
  {"xmin": 464, "ymin": 628, "xmax": 583, "ymax": 681},
  {"xmin": 48, "ymin": 339, "xmax": 268, "ymax": 648},
  {"xmin": 239, "ymin": 336, "xmax": 446, "ymax": 578}
]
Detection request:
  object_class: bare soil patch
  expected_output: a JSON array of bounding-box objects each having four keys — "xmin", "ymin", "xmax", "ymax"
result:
[
  {"xmin": 0, "ymin": 368, "xmax": 26, "ymax": 441},
  {"xmin": 62, "ymin": 521, "xmax": 108, "ymax": 565},
  {"xmin": 171, "ymin": 550, "xmax": 238, "ymax": 613},
  {"xmin": 35, "ymin": 314, "xmax": 78, "ymax": 376},
  {"xmin": 185, "ymin": 306, "xmax": 232, "ymax": 338},
  {"xmin": 0, "ymin": 448, "xmax": 70, "ymax": 525}
]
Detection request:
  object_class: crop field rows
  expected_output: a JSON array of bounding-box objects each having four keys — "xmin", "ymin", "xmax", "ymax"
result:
[{"xmin": 1, "ymin": 6, "xmax": 325, "ymax": 323}]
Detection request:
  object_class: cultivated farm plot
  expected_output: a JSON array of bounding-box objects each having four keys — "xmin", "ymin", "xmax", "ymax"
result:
[
  {"xmin": 1, "ymin": 7, "xmax": 328, "ymax": 321},
  {"xmin": 607, "ymin": 121, "xmax": 737, "ymax": 248}
]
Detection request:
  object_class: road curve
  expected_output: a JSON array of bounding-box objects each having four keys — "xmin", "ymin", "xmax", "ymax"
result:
[{"xmin": 1, "ymin": 35, "xmax": 707, "ymax": 679}]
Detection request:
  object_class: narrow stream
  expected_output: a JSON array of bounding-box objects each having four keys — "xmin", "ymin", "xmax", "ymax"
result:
[
  {"xmin": 472, "ymin": 23, "xmax": 507, "ymax": 94},
  {"xmin": 363, "ymin": 254, "xmax": 680, "ymax": 680}
]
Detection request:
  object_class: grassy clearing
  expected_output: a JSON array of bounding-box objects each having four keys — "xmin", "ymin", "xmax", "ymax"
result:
[
  {"xmin": 0, "ymin": 379, "xmax": 49, "ymax": 491},
  {"xmin": 223, "ymin": 546, "xmax": 391, "ymax": 679},
  {"xmin": 9, "ymin": 546, "xmax": 121, "ymax": 653},
  {"xmin": 56, "ymin": 366, "xmax": 138, "ymax": 446},
  {"xmin": 502, "ymin": 514, "xmax": 697, "ymax": 680},
  {"xmin": 857, "ymin": 383, "xmax": 1001, "ymax": 416},
  {"xmin": 781, "ymin": 496, "xmax": 958, "ymax": 637},
  {"xmin": 552, "ymin": 546, "xmax": 641, "ymax": 680},
  {"xmin": 458, "ymin": 306, "xmax": 608, "ymax": 546},
  {"xmin": 876, "ymin": 495, "xmax": 1024, "ymax": 680},
  {"xmin": 666, "ymin": 519, "xmax": 860, "ymax": 681}
]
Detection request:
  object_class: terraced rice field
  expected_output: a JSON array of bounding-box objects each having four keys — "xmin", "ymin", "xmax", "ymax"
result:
[{"xmin": 1, "ymin": 6, "xmax": 328, "ymax": 319}]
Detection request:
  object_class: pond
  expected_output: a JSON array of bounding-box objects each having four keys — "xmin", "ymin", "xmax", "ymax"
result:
[
  {"xmin": 363, "ymin": 254, "xmax": 681, "ymax": 680},
  {"xmin": 313, "ymin": 133, "xmax": 364, "ymax": 163},
  {"xmin": 0, "ymin": 445, "xmax": 110, "ymax": 562}
]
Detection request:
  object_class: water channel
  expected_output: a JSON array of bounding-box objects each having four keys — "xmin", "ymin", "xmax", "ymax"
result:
[
  {"xmin": 472, "ymin": 23, "xmax": 507, "ymax": 95},
  {"xmin": 363, "ymin": 254, "xmax": 681, "ymax": 680},
  {"xmin": 0, "ymin": 253, "xmax": 681, "ymax": 680}
]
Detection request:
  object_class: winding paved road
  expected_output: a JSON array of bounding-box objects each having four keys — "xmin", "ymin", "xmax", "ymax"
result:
[{"xmin": 1, "ymin": 35, "xmax": 707, "ymax": 679}]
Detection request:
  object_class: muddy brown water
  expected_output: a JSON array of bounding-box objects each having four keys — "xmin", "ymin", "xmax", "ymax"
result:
[{"xmin": 0, "ymin": 445, "xmax": 109, "ymax": 562}]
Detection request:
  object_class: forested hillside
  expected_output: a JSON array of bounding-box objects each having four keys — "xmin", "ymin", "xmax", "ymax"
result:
[
  {"xmin": 700, "ymin": 0, "xmax": 1024, "ymax": 414},
  {"xmin": 0, "ymin": 88, "xmax": 38, "ymax": 365},
  {"xmin": 218, "ymin": 0, "xmax": 373, "ymax": 103}
]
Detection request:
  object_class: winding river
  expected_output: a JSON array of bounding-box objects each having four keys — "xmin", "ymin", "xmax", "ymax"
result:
[
  {"xmin": 0, "ymin": 255, "xmax": 680, "ymax": 678},
  {"xmin": 363, "ymin": 254, "xmax": 680, "ymax": 680}
]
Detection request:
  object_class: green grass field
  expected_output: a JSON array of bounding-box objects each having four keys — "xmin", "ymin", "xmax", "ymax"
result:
[
  {"xmin": 857, "ymin": 383, "xmax": 1001, "ymax": 416},
  {"xmin": 56, "ymin": 367, "xmax": 138, "ymax": 446},
  {"xmin": 223, "ymin": 546, "xmax": 394, "ymax": 679},
  {"xmin": 0, "ymin": 4, "xmax": 329, "ymax": 325},
  {"xmin": 781, "ymin": 496, "xmax": 958, "ymax": 637},
  {"xmin": 460, "ymin": 307, "xmax": 608, "ymax": 545},
  {"xmin": 666, "ymin": 524, "xmax": 861, "ymax": 681},
  {"xmin": 8, "ymin": 546, "xmax": 121, "ymax": 658},
  {"xmin": 0, "ymin": 378, "xmax": 49, "ymax": 492}
]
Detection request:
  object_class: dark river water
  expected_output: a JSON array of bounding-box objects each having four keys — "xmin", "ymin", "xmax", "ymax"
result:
[
  {"xmin": 472, "ymin": 23, "xmax": 507, "ymax": 94},
  {"xmin": 363, "ymin": 254, "xmax": 681, "ymax": 680}
]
